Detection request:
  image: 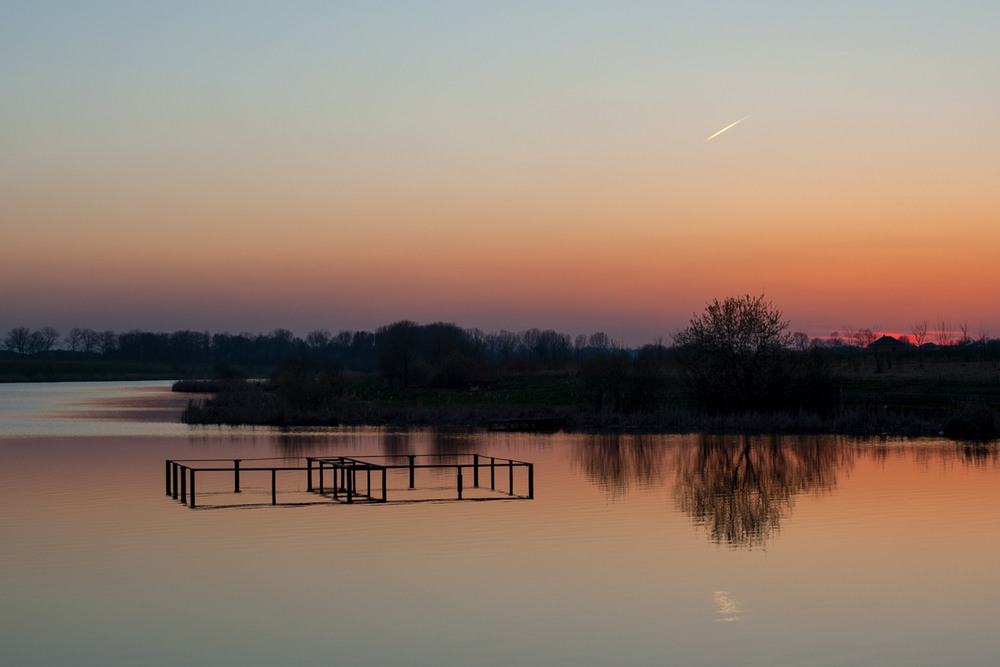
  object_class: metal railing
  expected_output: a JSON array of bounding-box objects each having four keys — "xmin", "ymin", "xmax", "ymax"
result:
[{"xmin": 165, "ymin": 454, "xmax": 533, "ymax": 508}]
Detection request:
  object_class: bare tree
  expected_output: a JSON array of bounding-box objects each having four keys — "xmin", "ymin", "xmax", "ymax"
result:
[
  {"xmin": 828, "ymin": 331, "xmax": 842, "ymax": 347},
  {"xmin": 4, "ymin": 327, "xmax": 32, "ymax": 354},
  {"xmin": 82, "ymin": 329, "xmax": 102, "ymax": 353},
  {"xmin": 335, "ymin": 330, "xmax": 353, "ymax": 348},
  {"xmin": 67, "ymin": 328, "xmax": 86, "ymax": 352},
  {"xmin": 588, "ymin": 332, "xmax": 612, "ymax": 350},
  {"xmin": 306, "ymin": 329, "xmax": 331, "ymax": 348},
  {"xmin": 857, "ymin": 328, "xmax": 876, "ymax": 349},
  {"xmin": 98, "ymin": 331, "xmax": 118, "ymax": 355},
  {"xmin": 674, "ymin": 294, "xmax": 791, "ymax": 412},
  {"xmin": 66, "ymin": 327, "xmax": 101, "ymax": 353},
  {"xmin": 911, "ymin": 321, "xmax": 928, "ymax": 349},
  {"xmin": 534, "ymin": 329, "xmax": 572, "ymax": 366},
  {"xmin": 32, "ymin": 327, "xmax": 60, "ymax": 353},
  {"xmin": 841, "ymin": 325, "xmax": 856, "ymax": 349},
  {"xmin": 936, "ymin": 319, "xmax": 952, "ymax": 347},
  {"xmin": 489, "ymin": 330, "xmax": 518, "ymax": 361},
  {"xmin": 466, "ymin": 327, "xmax": 486, "ymax": 352},
  {"xmin": 958, "ymin": 322, "xmax": 970, "ymax": 345},
  {"xmin": 792, "ymin": 331, "xmax": 809, "ymax": 352},
  {"xmin": 27, "ymin": 331, "xmax": 45, "ymax": 354}
]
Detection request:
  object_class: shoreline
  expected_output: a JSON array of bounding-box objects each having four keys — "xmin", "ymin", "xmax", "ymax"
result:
[{"xmin": 178, "ymin": 389, "xmax": 986, "ymax": 441}]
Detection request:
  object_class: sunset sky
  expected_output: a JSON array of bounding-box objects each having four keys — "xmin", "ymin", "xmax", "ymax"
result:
[{"xmin": 3, "ymin": 2, "xmax": 998, "ymax": 345}]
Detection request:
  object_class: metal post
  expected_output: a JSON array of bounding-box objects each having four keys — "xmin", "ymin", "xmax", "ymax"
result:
[
  {"xmin": 474, "ymin": 454, "xmax": 479, "ymax": 488},
  {"xmin": 189, "ymin": 470, "xmax": 196, "ymax": 508},
  {"xmin": 318, "ymin": 461, "xmax": 324, "ymax": 494},
  {"xmin": 346, "ymin": 467, "xmax": 353, "ymax": 504},
  {"xmin": 307, "ymin": 458, "xmax": 313, "ymax": 492},
  {"xmin": 271, "ymin": 469, "xmax": 277, "ymax": 505},
  {"xmin": 508, "ymin": 460, "xmax": 514, "ymax": 495},
  {"xmin": 180, "ymin": 466, "xmax": 187, "ymax": 503},
  {"xmin": 381, "ymin": 468, "xmax": 387, "ymax": 503},
  {"xmin": 490, "ymin": 457, "xmax": 495, "ymax": 490},
  {"xmin": 333, "ymin": 467, "xmax": 338, "ymax": 500},
  {"xmin": 528, "ymin": 463, "xmax": 534, "ymax": 499},
  {"xmin": 366, "ymin": 468, "xmax": 371, "ymax": 498},
  {"xmin": 409, "ymin": 455, "xmax": 415, "ymax": 489},
  {"xmin": 172, "ymin": 462, "xmax": 179, "ymax": 500},
  {"xmin": 234, "ymin": 459, "xmax": 241, "ymax": 493},
  {"xmin": 457, "ymin": 466, "xmax": 463, "ymax": 500},
  {"xmin": 166, "ymin": 460, "xmax": 171, "ymax": 496}
]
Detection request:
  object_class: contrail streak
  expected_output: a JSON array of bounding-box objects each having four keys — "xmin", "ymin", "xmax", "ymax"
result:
[{"xmin": 705, "ymin": 114, "xmax": 751, "ymax": 141}]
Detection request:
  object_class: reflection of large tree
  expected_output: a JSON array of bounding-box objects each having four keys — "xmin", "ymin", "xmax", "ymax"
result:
[
  {"xmin": 572, "ymin": 434, "xmax": 664, "ymax": 500},
  {"xmin": 675, "ymin": 435, "xmax": 851, "ymax": 549}
]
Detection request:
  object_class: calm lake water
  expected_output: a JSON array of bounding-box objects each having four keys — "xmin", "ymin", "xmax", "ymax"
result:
[{"xmin": 2, "ymin": 382, "xmax": 1000, "ymax": 666}]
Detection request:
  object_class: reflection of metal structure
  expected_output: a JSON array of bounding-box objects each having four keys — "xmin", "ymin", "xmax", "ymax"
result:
[{"xmin": 165, "ymin": 454, "xmax": 533, "ymax": 508}]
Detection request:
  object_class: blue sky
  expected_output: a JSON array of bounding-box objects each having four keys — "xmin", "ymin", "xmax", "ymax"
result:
[{"xmin": 3, "ymin": 1, "xmax": 999, "ymax": 343}]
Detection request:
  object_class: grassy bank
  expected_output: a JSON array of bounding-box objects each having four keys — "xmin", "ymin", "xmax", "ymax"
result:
[{"xmin": 178, "ymin": 354, "xmax": 1000, "ymax": 439}]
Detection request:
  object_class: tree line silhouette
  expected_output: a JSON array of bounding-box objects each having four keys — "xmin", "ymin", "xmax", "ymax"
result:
[
  {"xmin": 3, "ymin": 322, "xmax": 619, "ymax": 375},
  {"xmin": 4, "ymin": 294, "xmax": 999, "ymax": 438}
]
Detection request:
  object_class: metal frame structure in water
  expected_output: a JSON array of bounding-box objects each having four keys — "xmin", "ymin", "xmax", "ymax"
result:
[{"xmin": 165, "ymin": 454, "xmax": 533, "ymax": 508}]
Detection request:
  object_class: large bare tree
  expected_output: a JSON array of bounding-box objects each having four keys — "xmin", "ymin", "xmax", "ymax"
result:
[
  {"xmin": 4, "ymin": 327, "xmax": 31, "ymax": 354},
  {"xmin": 674, "ymin": 294, "xmax": 791, "ymax": 412}
]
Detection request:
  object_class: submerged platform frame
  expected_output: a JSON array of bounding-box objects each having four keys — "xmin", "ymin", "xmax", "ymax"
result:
[{"xmin": 164, "ymin": 454, "xmax": 533, "ymax": 508}]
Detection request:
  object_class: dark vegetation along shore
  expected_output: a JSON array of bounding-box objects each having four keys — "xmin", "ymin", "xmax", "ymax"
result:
[
  {"xmin": 5, "ymin": 296, "xmax": 1000, "ymax": 439},
  {"xmin": 176, "ymin": 297, "xmax": 1000, "ymax": 441}
]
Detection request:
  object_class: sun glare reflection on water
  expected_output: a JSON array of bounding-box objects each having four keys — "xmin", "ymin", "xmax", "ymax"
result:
[{"xmin": 713, "ymin": 591, "xmax": 742, "ymax": 622}]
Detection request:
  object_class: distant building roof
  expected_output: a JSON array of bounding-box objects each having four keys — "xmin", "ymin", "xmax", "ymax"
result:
[{"xmin": 869, "ymin": 335, "xmax": 910, "ymax": 350}]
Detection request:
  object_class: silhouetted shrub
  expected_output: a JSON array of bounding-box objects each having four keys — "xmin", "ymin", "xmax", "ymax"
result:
[{"xmin": 675, "ymin": 294, "xmax": 793, "ymax": 414}]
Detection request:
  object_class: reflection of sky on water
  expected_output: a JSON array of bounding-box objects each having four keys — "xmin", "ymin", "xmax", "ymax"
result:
[
  {"xmin": 0, "ymin": 381, "xmax": 193, "ymax": 437},
  {"xmin": 3, "ymin": 383, "xmax": 1000, "ymax": 666}
]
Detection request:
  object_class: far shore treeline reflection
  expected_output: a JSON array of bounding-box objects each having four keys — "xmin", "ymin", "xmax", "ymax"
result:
[
  {"xmin": 3, "ymin": 295, "xmax": 1000, "ymax": 439},
  {"xmin": 571, "ymin": 434, "xmax": 1000, "ymax": 548},
  {"xmin": 675, "ymin": 435, "xmax": 847, "ymax": 548},
  {"xmin": 566, "ymin": 433, "xmax": 846, "ymax": 548},
  {"xmin": 268, "ymin": 429, "xmax": 1000, "ymax": 549},
  {"xmin": 574, "ymin": 434, "xmax": 847, "ymax": 549}
]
